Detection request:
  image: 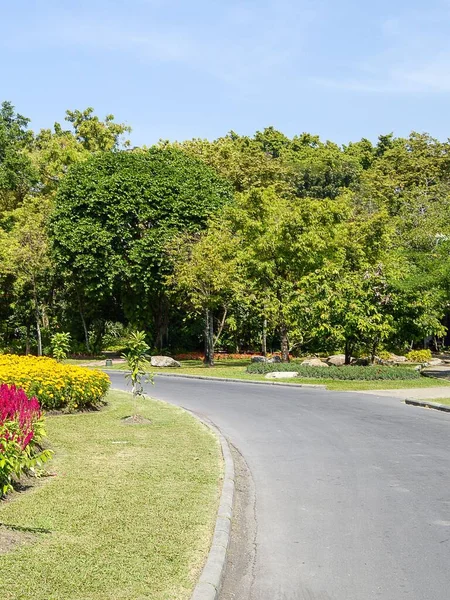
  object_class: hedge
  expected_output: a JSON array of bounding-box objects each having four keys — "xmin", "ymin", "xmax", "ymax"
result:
[{"xmin": 247, "ymin": 362, "xmax": 421, "ymax": 380}]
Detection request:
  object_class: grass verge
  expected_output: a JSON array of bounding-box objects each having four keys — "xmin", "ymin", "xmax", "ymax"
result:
[
  {"xmin": 420, "ymin": 398, "xmax": 450, "ymax": 405},
  {"xmin": 0, "ymin": 390, "xmax": 222, "ymax": 600},
  {"xmin": 91, "ymin": 359, "xmax": 450, "ymax": 391}
]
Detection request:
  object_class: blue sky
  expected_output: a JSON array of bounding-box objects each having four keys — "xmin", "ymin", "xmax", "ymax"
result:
[{"xmin": 2, "ymin": 0, "xmax": 450, "ymax": 146}]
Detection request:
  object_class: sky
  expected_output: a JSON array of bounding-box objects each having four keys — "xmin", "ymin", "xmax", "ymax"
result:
[{"xmin": 2, "ymin": 0, "xmax": 450, "ymax": 146}]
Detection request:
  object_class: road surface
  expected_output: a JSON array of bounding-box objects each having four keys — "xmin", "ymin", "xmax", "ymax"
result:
[{"xmin": 109, "ymin": 373, "xmax": 450, "ymax": 600}]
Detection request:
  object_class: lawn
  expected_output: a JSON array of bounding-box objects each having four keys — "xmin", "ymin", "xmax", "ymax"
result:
[
  {"xmin": 0, "ymin": 390, "xmax": 222, "ymax": 600},
  {"xmin": 421, "ymin": 398, "xmax": 450, "ymax": 405},
  {"xmin": 89, "ymin": 358, "xmax": 450, "ymax": 391}
]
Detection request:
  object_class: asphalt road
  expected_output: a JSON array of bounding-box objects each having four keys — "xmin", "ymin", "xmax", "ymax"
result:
[{"xmin": 108, "ymin": 373, "xmax": 450, "ymax": 600}]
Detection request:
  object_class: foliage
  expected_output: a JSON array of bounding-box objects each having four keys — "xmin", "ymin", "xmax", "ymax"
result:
[
  {"xmin": 0, "ymin": 101, "xmax": 37, "ymax": 210},
  {"xmin": 0, "ymin": 390, "xmax": 221, "ymax": 600},
  {"xmin": 123, "ymin": 331, "xmax": 153, "ymax": 397},
  {"xmin": 0, "ymin": 384, "xmax": 52, "ymax": 496},
  {"xmin": 50, "ymin": 148, "xmax": 233, "ymax": 343},
  {"xmin": 247, "ymin": 362, "xmax": 421, "ymax": 380},
  {"xmin": 405, "ymin": 349, "xmax": 433, "ymax": 363},
  {"xmin": 0, "ymin": 355, "xmax": 110, "ymax": 410},
  {"xmin": 51, "ymin": 332, "xmax": 71, "ymax": 361}
]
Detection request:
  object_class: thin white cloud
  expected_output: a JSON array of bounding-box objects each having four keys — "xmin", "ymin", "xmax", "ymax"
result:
[{"xmin": 313, "ymin": 5, "xmax": 450, "ymax": 94}]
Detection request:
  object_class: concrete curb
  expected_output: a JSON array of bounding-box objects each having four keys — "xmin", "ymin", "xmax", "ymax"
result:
[
  {"xmin": 104, "ymin": 370, "xmax": 326, "ymax": 389},
  {"xmin": 189, "ymin": 414, "xmax": 235, "ymax": 600},
  {"xmin": 405, "ymin": 398, "xmax": 450, "ymax": 413}
]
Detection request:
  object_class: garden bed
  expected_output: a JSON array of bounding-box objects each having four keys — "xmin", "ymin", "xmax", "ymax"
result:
[
  {"xmin": 0, "ymin": 390, "xmax": 222, "ymax": 600},
  {"xmin": 247, "ymin": 363, "xmax": 421, "ymax": 380}
]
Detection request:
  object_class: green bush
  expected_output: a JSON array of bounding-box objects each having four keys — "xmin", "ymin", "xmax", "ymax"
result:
[
  {"xmin": 247, "ymin": 362, "xmax": 421, "ymax": 380},
  {"xmin": 405, "ymin": 349, "xmax": 432, "ymax": 363}
]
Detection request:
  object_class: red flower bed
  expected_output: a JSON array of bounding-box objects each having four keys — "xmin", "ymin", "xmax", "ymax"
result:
[
  {"xmin": 174, "ymin": 352, "xmax": 289, "ymax": 361},
  {"xmin": 0, "ymin": 384, "xmax": 41, "ymax": 450},
  {"xmin": 0, "ymin": 384, "xmax": 51, "ymax": 497}
]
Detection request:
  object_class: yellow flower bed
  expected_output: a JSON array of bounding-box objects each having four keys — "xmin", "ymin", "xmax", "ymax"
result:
[{"xmin": 0, "ymin": 355, "xmax": 110, "ymax": 411}]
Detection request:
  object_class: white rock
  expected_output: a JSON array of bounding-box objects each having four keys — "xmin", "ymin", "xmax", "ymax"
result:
[
  {"xmin": 425, "ymin": 358, "xmax": 444, "ymax": 366},
  {"xmin": 301, "ymin": 358, "xmax": 329, "ymax": 368},
  {"xmin": 150, "ymin": 355, "xmax": 181, "ymax": 368},
  {"xmin": 265, "ymin": 371, "xmax": 298, "ymax": 379},
  {"xmin": 326, "ymin": 354, "xmax": 346, "ymax": 367}
]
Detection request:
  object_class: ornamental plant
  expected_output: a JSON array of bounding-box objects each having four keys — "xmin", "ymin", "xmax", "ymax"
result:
[
  {"xmin": 0, "ymin": 384, "xmax": 52, "ymax": 497},
  {"xmin": 51, "ymin": 332, "xmax": 71, "ymax": 361},
  {"xmin": 0, "ymin": 355, "xmax": 110, "ymax": 411},
  {"xmin": 405, "ymin": 349, "xmax": 433, "ymax": 363},
  {"xmin": 123, "ymin": 332, "xmax": 153, "ymax": 413}
]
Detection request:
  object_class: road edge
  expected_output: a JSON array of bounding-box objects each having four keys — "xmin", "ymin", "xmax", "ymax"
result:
[
  {"xmin": 189, "ymin": 413, "xmax": 235, "ymax": 600},
  {"xmin": 405, "ymin": 398, "xmax": 450, "ymax": 413},
  {"xmin": 104, "ymin": 370, "xmax": 326, "ymax": 389}
]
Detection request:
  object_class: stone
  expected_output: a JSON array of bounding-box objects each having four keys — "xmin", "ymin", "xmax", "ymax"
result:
[
  {"xmin": 265, "ymin": 371, "xmax": 298, "ymax": 379},
  {"xmin": 424, "ymin": 358, "xmax": 444, "ymax": 366},
  {"xmin": 267, "ymin": 356, "xmax": 282, "ymax": 363},
  {"xmin": 390, "ymin": 354, "xmax": 407, "ymax": 363},
  {"xmin": 326, "ymin": 354, "xmax": 346, "ymax": 367},
  {"xmin": 251, "ymin": 356, "xmax": 267, "ymax": 363},
  {"xmin": 150, "ymin": 355, "xmax": 181, "ymax": 368},
  {"xmin": 301, "ymin": 358, "xmax": 329, "ymax": 368}
]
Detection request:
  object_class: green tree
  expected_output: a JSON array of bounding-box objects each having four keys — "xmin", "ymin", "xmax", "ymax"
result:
[
  {"xmin": 50, "ymin": 148, "xmax": 233, "ymax": 349},
  {"xmin": 0, "ymin": 101, "xmax": 37, "ymax": 210},
  {"xmin": 220, "ymin": 186, "xmax": 348, "ymax": 361},
  {"xmin": 0, "ymin": 197, "xmax": 52, "ymax": 355}
]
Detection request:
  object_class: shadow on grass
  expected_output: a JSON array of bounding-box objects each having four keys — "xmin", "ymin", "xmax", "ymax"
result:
[{"xmin": 0, "ymin": 522, "xmax": 51, "ymax": 534}]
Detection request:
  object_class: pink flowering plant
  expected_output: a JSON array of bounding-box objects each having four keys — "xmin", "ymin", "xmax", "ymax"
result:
[{"xmin": 0, "ymin": 384, "xmax": 52, "ymax": 497}]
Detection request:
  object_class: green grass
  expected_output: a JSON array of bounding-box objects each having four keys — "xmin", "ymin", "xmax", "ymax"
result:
[
  {"xmin": 0, "ymin": 390, "xmax": 222, "ymax": 600},
  {"xmin": 91, "ymin": 359, "xmax": 450, "ymax": 391},
  {"xmin": 422, "ymin": 398, "xmax": 450, "ymax": 405}
]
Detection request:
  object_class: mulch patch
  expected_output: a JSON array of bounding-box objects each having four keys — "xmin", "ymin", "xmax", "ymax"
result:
[
  {"xmin": 121, "ymin": 414, "xmax": 152, "ymax": 425},
  {"xmin": 0, "ymin": 524, "xmax": 36, "ymax": 555}
]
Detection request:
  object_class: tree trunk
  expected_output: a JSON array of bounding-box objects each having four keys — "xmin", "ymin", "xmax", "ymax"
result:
[
  {"xmin": 77, "ymin": 290, "xmax": 90, "ymax": 352},
  {"xmin": 32, "ymin": 281, "xmax": 42, "ymax": 356},
  {"xmin": 203, "ymin": 308, "xmax": 214, "ymax": 367},
  {"xmin": 35, "ymin": 305, "xmax": 42, "ymax": 357},
  {"xmin": 262, "ymin": 318, "xmax": 267, "ymax": 357},
  {"xmin": 155, "ymin": 294, "xmax": 170, "ymax": 351},
  {"xmin": 280, "ymin": 324, "xmax": 289, "ymax": 362},
  {"xmin": 370, "ymin": 340, "xmax": 378, "ymax": 365},
  {"xmin": 344, "ymin": 339, "xmax": 353, "ymax": 365},
  {"xmin": 25, "ymin": 324, "xmax": 31, "ymax": 355}
]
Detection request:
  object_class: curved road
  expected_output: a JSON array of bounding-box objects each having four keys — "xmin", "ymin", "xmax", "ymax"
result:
[{"xmin": 109, "ymin": 373, "xmax": 450, "ymax": 600}]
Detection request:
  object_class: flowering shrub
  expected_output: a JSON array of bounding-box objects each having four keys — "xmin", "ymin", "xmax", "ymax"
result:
[
  {"xmin": 405, "ymin": 349, "xmax": 433, "ymax": 363},
  {"xmin": 0, "ymin": 384, "xmax": 52, "ymax": 496},
  {"xmin": 0, "ymin": 355, "xmax": 110, "ymax": 411},
  {"xmin": 174, "ymin": 352, "xmax": 288, "ymax": 361}
]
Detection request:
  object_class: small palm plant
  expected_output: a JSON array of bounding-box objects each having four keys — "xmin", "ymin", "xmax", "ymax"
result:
[{"xmin": 122, "ymin": 331, "xmax": 153, "ymax": 418}]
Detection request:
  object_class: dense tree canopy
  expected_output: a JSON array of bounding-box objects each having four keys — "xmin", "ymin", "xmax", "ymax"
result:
[{"xmin": 2, "ymin": 99, "xmax": 450, "ymax": 360}]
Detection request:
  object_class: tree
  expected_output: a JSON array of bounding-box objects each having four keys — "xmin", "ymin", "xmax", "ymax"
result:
[
  {"xmin": 0, "ymin": 197, "xmax": 52, "ymax": 355},
  {"xmin": 219, "ymin": 186, "xmax": 348, "ymax": 361},
  {"xmin": 167, "ymin": 227, "xmax": 238, "ymax": 366},
  {"xmin": 65, "ymin": 107, "xmax": 131, "ymax": 152},
  {"xmin": 0, "ymin": 101, "xmax": 37, "ymax": 210},
  {"xmin": 50, "ymin": 148, "xmax": 233, "ymax": 349}
]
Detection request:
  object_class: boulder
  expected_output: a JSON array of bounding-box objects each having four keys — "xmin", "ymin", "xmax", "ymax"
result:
[
  {"xmin": 265, "ymin": 371, "xmax": 298, "ymax": 379},
  {"xmin": 424, "ymin": 358, "xmax": 444, "ymax": 366},
  {"xmin": 267, "ymin": 356, "xmax": 282, "ymax": 363},
  {"xmin": 301, "ymin": 358, "xmax": 329, "ymax": 368},
  {"xmin": 150, "ymin": 355, "xmax": 181, "ymax": 368},
  {"xmin": 251, "ymin": 356, "xmax": 267, "ymax": 363},
  {"xmin": 326, "ymin": 354, "xmax": 346, "ymax": 367},
  {"xmin": 390, "ymin": 354, "xmax": 407, "ymax": 363}
]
